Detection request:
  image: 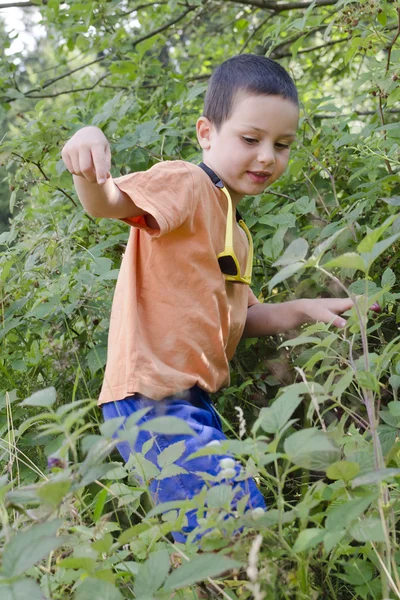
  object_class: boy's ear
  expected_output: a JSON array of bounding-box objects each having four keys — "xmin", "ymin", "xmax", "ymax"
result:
[{"xmin": 196, "ymin": 116, "xmax": 213, "ymax": 150}]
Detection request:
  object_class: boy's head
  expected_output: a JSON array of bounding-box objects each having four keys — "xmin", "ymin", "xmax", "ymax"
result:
[{"xmin": 197, "ymin": 54, "xmax": 299, "ymax": 204}]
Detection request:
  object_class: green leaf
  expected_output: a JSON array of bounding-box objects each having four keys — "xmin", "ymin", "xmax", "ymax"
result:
[
  {"xmin": 381, "ymin": 267, "xmax": 395, "ymax": 288},
  {"xmin": 206, "ymin": 484, "xmax": 234, "ymax": 508},
  {"xmin": 280, "ymin": 336, "xmax": 320, "ymax": 347},
  {"xmin": 357, "ymin": 215, "xmax": 397, "ymax": 253},
  {"xmin": 252, "ymin": 384, "xmax": 303, "ymax": 434},
  {"xmin": 356, "ymin": 371, "xmax": 379, "ymax": 393},
  {"xmin": 332, "ymin": 369, "xmax": 353, "ymax": 398},
  {"xmin": 293, "ymin": 528, "xmax": 325, "ymax": 553},
  {"xmin": 59, "ymin": 557, "xmax": 97, "ymax": 572},
  {"xmin": 377, "ymin": 9, "xmax": 387, "ymax": 25},
  {"xmin": 157, "ymin": 440, "xmax": 186, "ymax": 468},
  {"xmin": 2, "ymin": 520, "xmax": 64, "ymax": 578},
  {"xmin": 134, "ymin": 550, "xmax": 170, "ymax": 596},
  {"xmin": 284, "ymin": 428, "xmax": 340, "ymax": 470},
  {"xmin": 21, "ymin": 387, "xmax": 56, "ymax": 408},
  {"xmin": 312, "ymin": 227, "xmax": 346, "ymax": 261},
  {"xmin": 37, "ymin": 479, "xmax": 71, "ymax": 508},
  {"xmin": 86, "ymin": 345, "xmax": 107, "ymax": 375},
  {"xmin": 325, "ymin": 495, "xmax": 375, "ymax": 532},
  {"xmin": 273, "ymin": 238, "xmax": 309, "ymax": 267},
  {"xmin": 362, "ymin": 231, "xmax": 400, "ymax": 270},
  {"xmin": 147, "ymin": 499, "xmax": 196, "ymax": 518},
  {"xmin": 268, "ymin": 262, "xmax": 304, "ymax": 292},
  {"xmin": 163, "ymin": 554, "xmax": 241, "ymax": 591},
  {"xmin": 0, "ymin": 578, "xmax": 45, "ymax": 600},
  {"xmin": 326, "ymin": 461, "xmax": 360, "ymax": 483},
  {"xmin": 351, "ymin": 468, "xmax": 400, "ymax": 488},
  {"xmin": 139, "ymin": 416, "xmax": 196, "ymax": 436},
  {"xmin": 74, "ymin": 578, "xmax": 123, "ymax": 600},
  {"xmin": 349, "ymin": 518, "xmax": 386, "ymax": 543},
  {"xmin": 323, "ymin": 253, "xmax": 366, "ymax": 273},
  {"xmin": 9, "ymin": 190, "xmax": 17, "ymax": 214}
]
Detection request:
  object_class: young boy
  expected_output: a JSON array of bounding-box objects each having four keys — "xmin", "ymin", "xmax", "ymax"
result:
[{"xmin": 62, "ymin": 54, "xmax": 354, "ymax": 541}]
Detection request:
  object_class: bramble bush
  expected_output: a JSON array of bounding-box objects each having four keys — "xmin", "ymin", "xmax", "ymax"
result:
[{"xmin": 0, "ymin": 1, "xmax": 400, "ymax": 598}]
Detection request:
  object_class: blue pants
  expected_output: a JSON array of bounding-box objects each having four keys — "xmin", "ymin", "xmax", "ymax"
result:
[{"xmin": 102, "ymin": 386, "xmax": 265, "ymax": 542}]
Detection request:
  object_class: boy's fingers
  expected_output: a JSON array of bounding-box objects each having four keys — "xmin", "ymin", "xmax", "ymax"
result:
[
  {"xmin": 331, "ymin": 297, "xmax": 354, "ymax": 313},
  {"xmin": 315, "ymin": 308, "xmax": 346, "ymax": 328},
  {"xmin": 78, "ymin": 146, "xmax": 97, "ymax": 183},
  {"xmin": 61, "ymin": 149, "xmax": 74, "ymax": 175},
  {"xmin": 92, "ymin": 144, "xmax": 110, "ymax": 185}
]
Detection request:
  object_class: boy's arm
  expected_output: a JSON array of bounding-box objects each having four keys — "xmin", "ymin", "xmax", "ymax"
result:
[
  {"xmin": 62, "ymin": 126, "xmax": 156, "ymax": 223},
  {"xmin": 242, "ymin": 298, "xmax": 354, "ymax": 338}
]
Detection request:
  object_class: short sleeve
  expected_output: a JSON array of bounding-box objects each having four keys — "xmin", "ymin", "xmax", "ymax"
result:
[
  {"xmin": 114, "ymin": 161, "xmax": 196, "ymax": 237},
  {"xmin": 248, "ymin": 287, "xmax": 260, "ymax": 308}
]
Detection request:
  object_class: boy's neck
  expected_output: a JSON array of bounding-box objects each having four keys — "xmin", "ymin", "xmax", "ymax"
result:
[{"xmin": 201, "ymin": 160, "xmax": 244, "ymax": 207}]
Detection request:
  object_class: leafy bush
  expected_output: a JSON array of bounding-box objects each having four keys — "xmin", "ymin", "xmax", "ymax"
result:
[{"xmin": 1, "ymin": 1, "xmax": 400, "ymax": 598}]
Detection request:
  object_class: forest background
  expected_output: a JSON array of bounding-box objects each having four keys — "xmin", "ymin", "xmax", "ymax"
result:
[{"xmin": 0, "ymin": 0, "xmax": 400, "ymax": 599}]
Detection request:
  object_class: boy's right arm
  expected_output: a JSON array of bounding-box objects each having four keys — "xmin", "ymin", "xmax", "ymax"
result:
[{"xmin": 61, "ymin": 126, "xmax": 153, "ymax": 222}]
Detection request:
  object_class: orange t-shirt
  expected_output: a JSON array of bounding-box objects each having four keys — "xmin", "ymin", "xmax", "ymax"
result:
[{"xmin": 98, "ymin": 160, "xmax": 259, "ymax": 405}]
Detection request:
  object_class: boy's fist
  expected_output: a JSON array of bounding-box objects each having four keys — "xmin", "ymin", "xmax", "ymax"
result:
[{"xmin": 61, "ymin": 126, "xmax": 111, "ymax": 185}]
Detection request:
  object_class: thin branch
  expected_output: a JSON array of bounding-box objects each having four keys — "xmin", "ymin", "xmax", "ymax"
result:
[
  {"xmin": 272, "ymin": 35, "xmax": 349, "ymax": 59},
  {"xmin": 22, "ymin": 56, "xmax": 108, "ymax": 96},
  {"xmin": 272, "ymin": 24, "xmax": 327, "ymax": 54},
  {"xmin": 239, "ymin": 12, "xmax": 273, "ymax": 54},
  {"xmin": 314, "ymin": 109, "xmax": 400, "ymax": 118},
  {"xmin": 11, "ymin": 152, "xmax": 85, "ymax": 215},
  {"xmin": 222, "ymin": 0, "xmax": 339, "ymax": 11},
  {"xmin": 0, "ymin": 1, "xmax": 36, "ymax": 7},
  {"xmin": 378, "ymin": 95, "xmax": 393, "ymax": 175},
  {"xmin": 131, "ymin": 5, "xmax": 196, "ymax": 47},
  {"xmin": 117, "ymin": 1, "xmax": 169, "ymax": 17},
  {"xmin": 386, "ymin": 7, "xmax": 400, "ymax": 73},
  {"xmin": 21, "ymin": 73, "xmax": 110, "ymax": 99}
]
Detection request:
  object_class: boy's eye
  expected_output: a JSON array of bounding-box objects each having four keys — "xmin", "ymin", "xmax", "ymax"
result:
[
  {"xmin": 242, "ymin": 136, "xmax": 258, "ymax": 144},
  {"xmin": 275, "ymin": 142, "xmax": 290, "ymax": 150}
]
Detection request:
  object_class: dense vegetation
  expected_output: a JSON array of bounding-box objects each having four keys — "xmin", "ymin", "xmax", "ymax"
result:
[{"xmin": 0, "ymin": 0, "xmax": 400, "ymax": 598}]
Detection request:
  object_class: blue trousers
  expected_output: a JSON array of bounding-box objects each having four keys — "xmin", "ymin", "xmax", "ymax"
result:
[{"xmin": 102, "ymin": 386, "xmax": 265, "ymax": 542}]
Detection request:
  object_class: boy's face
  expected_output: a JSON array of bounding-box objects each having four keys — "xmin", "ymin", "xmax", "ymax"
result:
[{"xmin": 197, "ymin": 92, "xmax": 299, "ymax": 205}]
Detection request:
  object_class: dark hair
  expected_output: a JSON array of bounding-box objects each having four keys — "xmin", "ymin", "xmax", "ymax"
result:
[{"xmin": 203, "ymin": 54, "xmax": 299, "ymax": 129}]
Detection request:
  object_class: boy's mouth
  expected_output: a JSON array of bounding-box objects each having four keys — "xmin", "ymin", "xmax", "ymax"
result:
[{"xmin": 247, "ymin": 171, "xmax": 272, "ymax": 183}]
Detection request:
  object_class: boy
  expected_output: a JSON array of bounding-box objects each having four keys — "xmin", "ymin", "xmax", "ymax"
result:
[{"xmin": 62, "ymin": 54, "xmax": 354, "ymax": 541}]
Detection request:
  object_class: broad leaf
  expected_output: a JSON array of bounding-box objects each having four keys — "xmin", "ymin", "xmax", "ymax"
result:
[
  {"xmin": 74, "ymin": 578, "xmax": 123, "ymax": 600},
  {"xmin": 21, "ymin": 387, "xmax": 56, "ymax": 408},
  {"xmin": 268, "ymin": 262, "xmax": 304, "ymax": 292},
  {"xmin": 2, "ymin": 520, "xmax": 64, "ymax": 578},
  {"xmin": 323, "ymin": 253, "xmax": 366, "ymax": 273},
  {"xmin": 140, "ymin": 416, "xmax": 196, "ymax": 436},
  {"xmin": 134, "ymin": 550, "xmax": 170, "ymax": 596},
  {"xmin": 284, "ymin": 428, "xmax": 340, "ymax": 470},
  {"xmin": 273, "ymin": 238, "xmax": 309, "ymax": 266},
  {"xmin": 163, "ymin": 554, "xmax": 241, "ymax": 591}
]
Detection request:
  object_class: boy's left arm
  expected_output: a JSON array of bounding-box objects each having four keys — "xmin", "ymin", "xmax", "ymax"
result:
[{"xmin": 242, "ymin": 297, "xmax": 354, "ymax": 338}]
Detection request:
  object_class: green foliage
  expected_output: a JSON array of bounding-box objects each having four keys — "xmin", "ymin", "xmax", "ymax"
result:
[{"xmin": 0, "ymin": 0, "xmax": 400, "ymax": 598}]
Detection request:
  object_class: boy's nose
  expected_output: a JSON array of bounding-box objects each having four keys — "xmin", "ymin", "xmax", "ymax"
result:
[{"xmin": 257, "ymin": 144, "xmax": 275, "ymax": 166}]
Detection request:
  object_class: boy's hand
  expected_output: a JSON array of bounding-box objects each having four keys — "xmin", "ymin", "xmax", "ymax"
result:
[
  {"xmin": 61, "ymin": 126, "xmax": 111, "ymax": 185},
  {"xmin": 299, "ymin": 297, "xmax": 354, "ymax": 329},
  {"xmin": 244, "ymin": 297, "xmax": 381, "ymax": 338},
  {"xmin": 299, "ymin": 297, "xmax": 381, "ymax": 328}
]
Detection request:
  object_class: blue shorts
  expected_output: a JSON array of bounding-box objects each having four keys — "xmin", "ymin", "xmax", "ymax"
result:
[{"xmin": 102, "ymin": 385, "xmax": 266, "ymax": 542}]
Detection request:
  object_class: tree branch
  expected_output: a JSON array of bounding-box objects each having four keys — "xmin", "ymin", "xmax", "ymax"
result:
[
  {"xmin": 272, "ymin": 35, "xmax": 349, "ymax": 59},
  {"xmin": 22, "ymin": 55, "xmax": 108, "ymax": 96},
  {"xmin": 131, "ymin": 5, "xmax": 196, "ymax": 47},
  {"xmin": 11, "ymin": 151, "xmax": 79, "ymax": 210},
  {"xmin": 386, "ymin": 7, "xmax": 400, "ymax": 73},
  {"xmin": 21, "ymin": 73, "xmax": 110, "ymax": 99},
  {"xmin": 223, "ymin": 0, "xmax": 339, "ymax": 12},
  {"xmin": 0, "ymin": 1, "xmax": 36, "ymax": 8}
]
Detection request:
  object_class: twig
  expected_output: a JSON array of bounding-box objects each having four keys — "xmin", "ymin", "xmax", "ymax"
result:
[{"xmin": 385, "ymin": 7, "xmax": 400, "ymax": 74}]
